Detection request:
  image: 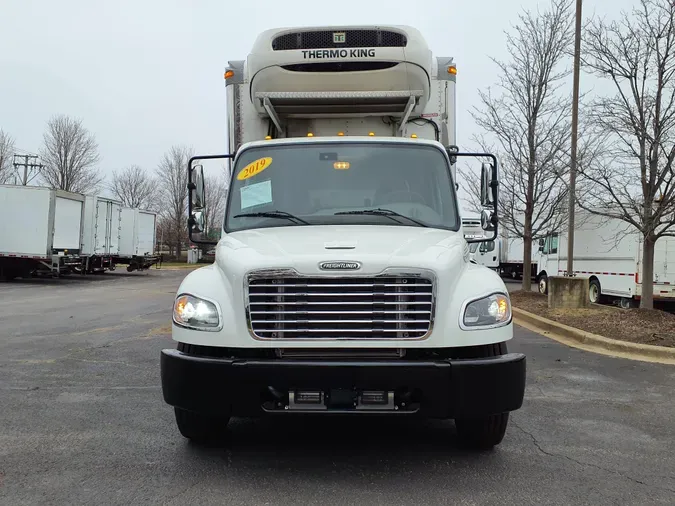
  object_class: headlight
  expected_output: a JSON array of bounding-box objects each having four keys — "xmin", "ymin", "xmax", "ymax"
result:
[
  {"xmin": 173, "ymin": 294, "xmax": 220, "ymax": 331},
  {"xmin": 462, "ymin": 293, "xmax": 511, "ymax": 328}
]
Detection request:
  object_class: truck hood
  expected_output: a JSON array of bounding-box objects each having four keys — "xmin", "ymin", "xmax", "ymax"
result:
[{"xmin": 217, "ymin": 225, "xmax": 467, "ymax": 275}]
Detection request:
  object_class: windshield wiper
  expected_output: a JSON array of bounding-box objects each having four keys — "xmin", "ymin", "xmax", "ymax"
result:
[
  {"xmin": 232, "ymin": 210, "xmax": 311, "ymax": 225},
  {"xmin": 334, "ymin": 208, "xmax": 428, "ymax": 227}
]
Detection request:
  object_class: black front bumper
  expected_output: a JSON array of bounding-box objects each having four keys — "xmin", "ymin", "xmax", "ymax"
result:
[{"xmin": 160, "ymin": 349, "xmax": 526, "ymax": 419}]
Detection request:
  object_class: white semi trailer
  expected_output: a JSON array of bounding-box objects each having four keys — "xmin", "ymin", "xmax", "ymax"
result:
[
  {"xmin": 160, "ymin": 25, "xmax": 526, "ymax": 449},
  {"xmin": 0, "ymin": 185, "xmax": 85, "ymax": 280}
]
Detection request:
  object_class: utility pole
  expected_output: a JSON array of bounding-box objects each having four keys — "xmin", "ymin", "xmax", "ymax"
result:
[
  {"xmin": 12, "ymin": 154, "xmax": 44, "ymax": 186},
  {"xmin": 567, "ymin": 0, "xmax": 583, "ymax": 277}
]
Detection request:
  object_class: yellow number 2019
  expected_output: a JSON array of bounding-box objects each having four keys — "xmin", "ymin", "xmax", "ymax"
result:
[{"xmin": 237, "ymin": 157, "xmax": 273, "ymax": 181}]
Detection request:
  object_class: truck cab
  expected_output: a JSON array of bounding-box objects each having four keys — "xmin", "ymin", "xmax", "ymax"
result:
[{"xmin": 160, "ymin": 25, "xmax": 526, "ymax": 450}]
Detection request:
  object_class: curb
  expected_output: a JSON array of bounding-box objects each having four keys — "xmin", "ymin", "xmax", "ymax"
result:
[{"xmin": 512, "ymin": 307, "xmax": 675, "ymax": 365}]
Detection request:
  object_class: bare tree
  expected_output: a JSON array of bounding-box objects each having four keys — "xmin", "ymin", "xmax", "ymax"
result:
[
  {"xmin": 39, "ymin": 114, "xmax": 103, "ymax": 194},
  {"xmin": 0, "ymin": 129, "xmax": 16, "ymax": 184},
  {"xmin": 109, "ymin": 165, "xmax": 157, "ymax": 209},
  {"xmin": 155, "ymin": 145, "xmax": 193, "ymax": 257},
  {"xmin": 203, "ymin": 172, "xmax": 229, "ymax": 242},
  {"xmin": 578, "ymin": 0, "xmax": 675, "ymax": 309},
  {"xmin": 460, "ymin": 0, "xmax": 575, "ymax": 290}
]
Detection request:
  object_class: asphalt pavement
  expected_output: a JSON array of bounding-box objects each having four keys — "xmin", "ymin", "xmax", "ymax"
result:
[{"xmin": 1, "ymin": 270, "xmax": 674, "ymax": 505}]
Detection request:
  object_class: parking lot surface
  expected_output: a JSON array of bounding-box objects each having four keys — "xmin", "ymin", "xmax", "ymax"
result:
[{"xmin": 1, "ymin": 270, "xmax": 674, "ymax": 505}]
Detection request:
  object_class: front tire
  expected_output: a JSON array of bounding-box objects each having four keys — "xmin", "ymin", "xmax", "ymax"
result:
[
  {"xmin": 454, "ymin": 342, "xmax": 511, "ymax": 450},
  {"xmin": 589, "ymin": 279, "xmax": 602, "ymax": 304},
  {"xmin": 538, "ymin": 274, "xmax": 548, "ymax": 295},
  {"xmin": 174, "ymin": 407, "xmax": 230, "ymax": 443}
]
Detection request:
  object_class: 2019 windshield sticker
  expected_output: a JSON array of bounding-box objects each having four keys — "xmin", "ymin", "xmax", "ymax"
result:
[{"xmin": 237, "ymin": 157, "xmax": 273, "ymax": 181}]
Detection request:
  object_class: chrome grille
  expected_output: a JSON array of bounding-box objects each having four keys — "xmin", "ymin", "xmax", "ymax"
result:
[{"xmin": 246, "ymin": 272, "xmax": 434, "ymax": 339}]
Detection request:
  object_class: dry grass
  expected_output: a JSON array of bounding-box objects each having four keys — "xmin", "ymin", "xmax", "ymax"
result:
[{"xmin": 510, "ymin": 290, "xmax": 675, "ymax": 348}]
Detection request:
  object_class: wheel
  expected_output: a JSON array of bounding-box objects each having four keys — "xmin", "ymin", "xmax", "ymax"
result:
[
  {"xmin": 589, "ymin": 279, "xmax": 602, "ymax": 304},
  {"xmin": 538, "ymin": 274, "xmax": 548, "ymax": 295},
  {"xmin": 174, "ymin": 407, "xmax": 230, "ymax": 443},
  {"xmin": 454, "ymin": 341, "xmax": 510, "ymax": 449},
  {"xmin": 619, "ymin": 297, "xmax": 636, "ymax": 309},
  {"xmin": 455, "ymin": 413, "xmax": 510, "ymax": 450}
]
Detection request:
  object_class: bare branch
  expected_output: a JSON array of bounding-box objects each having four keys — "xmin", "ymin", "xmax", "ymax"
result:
[
  {"xmin": 578, "ymin": 0, "xmax": 675, "ymax": 308},
  {"xmin": 38, "ymin": 114, "xmax": 103, "ymax": 194},
  {"xmin": 0, "ymin": 129, "xmax": 16, "ymax": 184},
  {"xmin": 155, "ymin": 145, "xmax": 194, "ymax": 256},
  {"xmin": 465, "ymin": 0, "xmax": 575, "ymax": 290},
  {"xmin": 109, "ymin": 165, "xmax": 157, "ymax": 210}
]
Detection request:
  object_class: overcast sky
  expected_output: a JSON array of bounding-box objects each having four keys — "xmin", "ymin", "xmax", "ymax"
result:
[{"xmin": 1, "ymin": 0, "xmax": 634, "ymax": 208}]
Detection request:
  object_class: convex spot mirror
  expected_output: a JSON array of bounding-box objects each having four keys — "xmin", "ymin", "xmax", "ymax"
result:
[{"xmin": 481, "ymin": 209, "xmax": 496, "ymax": 232}]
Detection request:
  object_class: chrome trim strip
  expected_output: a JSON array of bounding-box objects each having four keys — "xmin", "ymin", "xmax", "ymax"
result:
[{"xmin": 243, "ymin": 267, "xmax": 437, "ymax": 341}]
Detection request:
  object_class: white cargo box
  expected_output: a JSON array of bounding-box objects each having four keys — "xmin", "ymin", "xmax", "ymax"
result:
[
  {"xmin": 81, "ymin": 195, "xmax": 123, "ymax": 256},
  {"xmin": 0, "ymin": 185, "xmax": 85, "ymax": 259},
  {"xmin": 117, "ymin": 207, "xmax": 158, "ymax": 258}
]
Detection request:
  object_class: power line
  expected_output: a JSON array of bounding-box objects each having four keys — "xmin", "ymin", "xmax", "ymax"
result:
[{"xmin": 12, "ymin": 154, "xmax": 44, "ymax": 186}]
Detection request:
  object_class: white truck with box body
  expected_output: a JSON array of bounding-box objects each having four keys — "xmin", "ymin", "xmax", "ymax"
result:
[
  {"xmin": 116, "ymin": 207, "xmax": 159, "ymax": 272},
  {"xmin": 0, "ymin": 185, "xmax": 85, "ymax": 280},
  {"xmin": 160, "ymin": 25, "xmax": 526, "ymax": 449},
  {"xmin": 80, "ymin": 195, "xmax": 123, "ymax": 273},
  {"xmin": 498, "ymin": 234, "xmax": 538, "ymax": 281},
  {"xmin": 534, "ymin": 209, "xmax": 675, "ymax": 307},
  {"xmin": 462, "ymin": 215, "xmax": 498, "ymax": 270}
]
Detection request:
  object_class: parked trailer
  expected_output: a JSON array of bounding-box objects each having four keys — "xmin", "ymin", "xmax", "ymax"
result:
[
  {"xmin": 498, "ymin": 235, "xmax": 538, "ymax": 280},
  {"xmin": 0, "ymin": 185, "xmax": 85, "ymax": 280},
  {"xmin": 534, "ymin": 210, "xmax": 675, "ymax": 307},
  {"xmin": 80, "ymin": 195, "xmax": 123, "ymax": 273},
  {"xmin": 116, "ymin": 207, "xmax": 159, "ymax": 271}
]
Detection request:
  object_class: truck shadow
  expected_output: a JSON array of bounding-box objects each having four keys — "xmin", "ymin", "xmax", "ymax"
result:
[{"xmin": 183, "ymin": 415, "xmax": 498, "ymax": 467}]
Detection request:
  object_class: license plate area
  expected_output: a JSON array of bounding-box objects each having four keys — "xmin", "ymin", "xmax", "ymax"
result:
[{"xmin": 263, "ymin": 387, "xmax": 418, "ymax": 413}]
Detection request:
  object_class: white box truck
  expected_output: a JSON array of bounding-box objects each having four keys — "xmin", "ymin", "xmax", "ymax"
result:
[
  {"xmin": 116, "ymin": 207, "xmax": 159, "ymax": 271},
  {"xmin": 534, "ymin": 210, "xmax": 675, "ymax": 307},
  {"xmin": 80, "ymin": 195, "xmax": 123, "ymax": 273},
  {"xmin": 498, "ymin": 234, "xmax": 539, "ymax": 281},
  {"xmin": 462, "ymin": 215, "xmax": 498, "ymax": 270},
  {"xmin": 160, "ymin": 25, "xmax": 526, "ymax": 449},
  {"xmin": 0, "ymin": 185, "xmax": 85, "ymax": 280}
]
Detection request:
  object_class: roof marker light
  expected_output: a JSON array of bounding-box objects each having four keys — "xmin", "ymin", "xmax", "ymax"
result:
[
  {"xmin": 338, "ymin": 132, "xmax": 344, "ymax": 136},
  {"xmin": 307, "ymin": 132, "xmax": 314, "ymax": 137},
  {"xmin": 368, "ymin": 132, "xmax": 375, "ymax": 136},
  {"xmin": 411, "ymin": 134, "xmax": 418, "ymax": 138},
  {"xmin": 265, "ymin": 136, "xmax": 272, "ymax": 140}
]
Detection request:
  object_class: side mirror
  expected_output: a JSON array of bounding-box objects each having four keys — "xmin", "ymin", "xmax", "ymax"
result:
[
  {"xmin": 187, "ymin": 154, "xmax": 234, "ymax": 245},
  {"xmin": 538, "ymin": 238, "xmax": 545, "ymax": 251},
  {"xmin": 480, "ymin": 162, "xmax": 496, "ymax": 207},
  {"xmin": 481, "ymin": 208, "xmax": 496, "ymax": 232}
]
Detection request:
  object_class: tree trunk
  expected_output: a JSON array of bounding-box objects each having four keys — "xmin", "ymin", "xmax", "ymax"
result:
[
  {"xmin": 522, "ymin": 210, "xmax": 534, "ymax": 291},
  {"xmin": 640, "ymin": 236, "xmax": 655, "ymax": 309}
]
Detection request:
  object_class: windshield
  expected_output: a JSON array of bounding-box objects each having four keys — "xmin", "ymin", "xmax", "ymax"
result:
[{"xmin": 225, "ymin": 142, "xmax": 459, "ymax": 232}]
